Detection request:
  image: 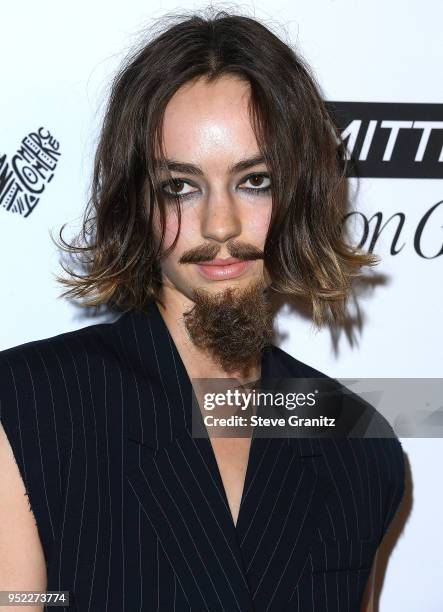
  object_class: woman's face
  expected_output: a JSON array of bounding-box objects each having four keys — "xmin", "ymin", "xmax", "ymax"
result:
[{"xmin": 154, "ymin": 74, "xmax": 273, "ymax": 309}]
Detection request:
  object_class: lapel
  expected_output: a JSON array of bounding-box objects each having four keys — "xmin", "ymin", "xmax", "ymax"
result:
[{"xmin": 118, "ymin": 301, "xmax": 330, "ymax": 611}]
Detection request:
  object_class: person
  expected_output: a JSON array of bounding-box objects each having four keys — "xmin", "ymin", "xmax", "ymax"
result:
[{"xmin": 0, "ymin": 8, "xmax": 405, "ymax": 612}]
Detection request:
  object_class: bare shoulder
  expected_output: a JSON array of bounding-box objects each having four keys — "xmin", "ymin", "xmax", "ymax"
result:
[{"xmin": 0, "ymin": 421, "xmax": 47, "ymax": 595}]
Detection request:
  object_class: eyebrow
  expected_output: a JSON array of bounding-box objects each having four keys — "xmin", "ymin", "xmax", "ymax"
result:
[{"xmin": 153, "ymin": 154, "xmax": 266, "ymax": 176}]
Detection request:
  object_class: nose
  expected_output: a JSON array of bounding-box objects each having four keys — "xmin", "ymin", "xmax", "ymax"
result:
[{"xmin": 199, "ymin": 189, "xmax": 242, "ymax": 243}]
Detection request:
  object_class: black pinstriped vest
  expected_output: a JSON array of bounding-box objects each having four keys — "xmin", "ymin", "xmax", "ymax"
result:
[{"xmin": 0, "ymin": 301, "xmax": 405, "ymax": 611}]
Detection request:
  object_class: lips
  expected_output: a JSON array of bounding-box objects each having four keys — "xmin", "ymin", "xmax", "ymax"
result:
[{"xmin": 195, "ymin": 259, "xmax": 252, "ymax": 280}]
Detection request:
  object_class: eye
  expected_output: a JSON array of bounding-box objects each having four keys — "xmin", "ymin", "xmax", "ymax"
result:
[
  {"xmin": 239, "ymin": 173, "xmax": 272, "ymax": 193},
  {"xmin": 161, "ymin": 178, "xmax": 198, "ymax": 199}
]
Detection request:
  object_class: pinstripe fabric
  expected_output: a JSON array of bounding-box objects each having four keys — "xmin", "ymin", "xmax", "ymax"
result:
[{"xmin": 0, "ymin": 301, "xmax": 405, "ymax": 611}]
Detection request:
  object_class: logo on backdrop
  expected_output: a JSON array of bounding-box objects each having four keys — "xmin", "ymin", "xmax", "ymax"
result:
[
  {"xmin": 326, "ymin": 102, "xmax": 443, "ymax": 179},
  {"xmin": 0, "ymin": 127, "xmax": 60, "ymax": 217},
  {"xmin": 326, "ymin": 102, "xmax": 442, "ymax": 258}
]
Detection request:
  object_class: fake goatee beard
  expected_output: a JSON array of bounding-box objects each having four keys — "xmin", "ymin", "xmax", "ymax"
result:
[{"xmin": 182, "ymin": 279, "xmax": 274, "ymax": 377}]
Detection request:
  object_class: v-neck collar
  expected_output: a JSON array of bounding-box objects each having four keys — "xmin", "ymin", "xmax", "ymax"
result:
[
  {"xmin": 118, "ymin": 300, "xmax": 327, "ymax": 611},
  {"xmin": 124, "ymin": 299, "xmax": 288, "ymax": 448}
]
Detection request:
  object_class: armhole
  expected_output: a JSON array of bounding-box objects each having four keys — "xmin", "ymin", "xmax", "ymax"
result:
[{"xmin": 0, "ymin": 411, "xmax": 51, "ymax": 568}]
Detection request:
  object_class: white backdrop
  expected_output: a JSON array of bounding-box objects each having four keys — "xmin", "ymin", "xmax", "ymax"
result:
[{"xmin": 1, "ymin": 1, "xmax": 442, "ymax": 609}]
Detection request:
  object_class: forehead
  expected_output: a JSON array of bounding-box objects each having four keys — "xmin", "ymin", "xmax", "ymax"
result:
[{"xmin": 160, "ymin": 75, "xmax": 260, "ymax": 165}]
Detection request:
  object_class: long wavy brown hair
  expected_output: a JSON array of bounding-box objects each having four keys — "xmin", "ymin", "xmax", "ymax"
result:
[{"xmin": 52, "ymin": 7, "xmax": 378, "ymax": 327}]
